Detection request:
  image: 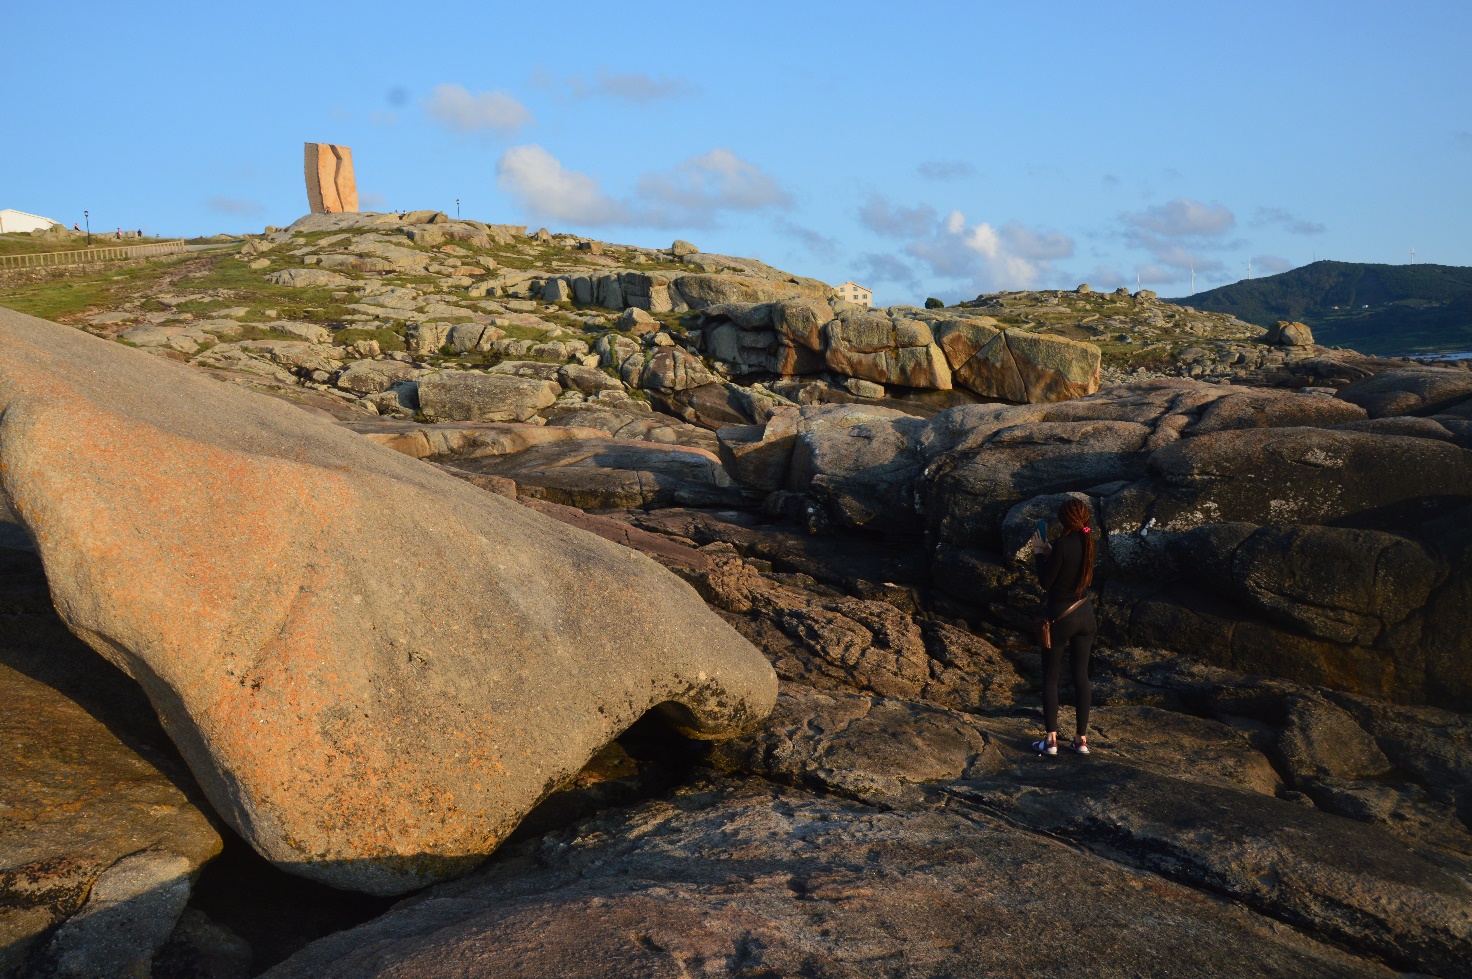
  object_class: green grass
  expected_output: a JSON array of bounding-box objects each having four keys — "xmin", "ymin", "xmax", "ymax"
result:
[
  {"xmin": 0, "ymin": 256, "xmax": 193, "ymax": 319},
  {"xmin": 0, "ymin": 232, "xmax": 173, "ymax": 256},
  {"xmin": 336, "ymin": 327, "xmax": 406, "ymax": 352}
]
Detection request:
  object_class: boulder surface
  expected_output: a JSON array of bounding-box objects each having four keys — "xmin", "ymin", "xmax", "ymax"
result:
[{"xmin": 0, "ymin": 308, "xmax": 777, "ymax": 895}]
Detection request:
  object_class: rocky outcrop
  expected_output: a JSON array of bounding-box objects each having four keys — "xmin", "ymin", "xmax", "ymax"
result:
[
  {"xmin": 699, "ymin": 303, "xmax": 1100, "ymax": 403},
  {"xmin": 0, "ymin": 309, "xmax": 777, "ymax": 896},
  {"xmin": 704, "ymin": 375, "xmax": 1472, "ymax": 710},
  {"xmin": 1266, "ymin": 320, "xmax": 1315, "ymax": 347}
]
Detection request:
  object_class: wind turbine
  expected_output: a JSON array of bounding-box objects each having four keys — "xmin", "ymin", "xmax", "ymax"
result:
[
  {"xmin": 1410, "ymin": 248, "xmax": 1416, "ymax": 265},
  {"xmin": 1246, "ymin": 259, "xmax": 1252, "ymax": 280},
  {"xmin": 1190, "ymin": 265, "xmax": 1196, "ymax": 295}
]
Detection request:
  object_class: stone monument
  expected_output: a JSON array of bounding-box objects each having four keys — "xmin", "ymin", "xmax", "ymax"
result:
[{"xmin": 304, "ymin": 143, "xmax": 359, "ymax": 214}]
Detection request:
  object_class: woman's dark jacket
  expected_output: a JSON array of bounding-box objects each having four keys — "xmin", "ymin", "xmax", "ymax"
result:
[{"xmin": 1036, "ymin": 532, "xmax": 1093, "ymax": 618}]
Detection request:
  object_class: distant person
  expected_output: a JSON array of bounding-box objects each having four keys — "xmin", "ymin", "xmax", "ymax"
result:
[
  {"xmin": 72, "ymin": 223, "xmax": 80, "ymax": 231},
  {"xmin": 1030, "ymin": 498, "xmax": 1097, "ymax": 756},
  {"xmin": 115, "ymin": 228, "xmax": 122, "ymax": 239}
]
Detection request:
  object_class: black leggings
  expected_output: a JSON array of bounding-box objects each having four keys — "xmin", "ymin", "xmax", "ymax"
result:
[{"xmin": 1043, "ymin": 602, "xmax": 1095, "ymax": 735}]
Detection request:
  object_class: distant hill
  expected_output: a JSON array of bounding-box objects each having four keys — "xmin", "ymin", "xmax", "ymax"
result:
[{"xmin": 1165, "ymin": 261, "xmax": 1472, "ymax": 356}]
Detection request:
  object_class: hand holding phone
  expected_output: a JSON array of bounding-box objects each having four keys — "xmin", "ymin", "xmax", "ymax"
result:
[{"xmin": 1034, "ymin": 519, "xmax": 1049, "ymax": 540}]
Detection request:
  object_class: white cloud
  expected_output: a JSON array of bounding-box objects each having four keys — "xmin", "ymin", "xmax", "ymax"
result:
[
  {"xmin": 635, "ymin": 149, "xmax": 792, "ymax": 227},
  {"xmin": 1252, "ymin": 254, "xmax": 1295, "ymax": 275},
  {"xmin": 1124, "ymin": 198, "xmax": 1235, "ymax": 237},
  {"xmin": 495, "ymin": 145, "xmax": 790, "ymax": 229},
  {"xmin": 533, "ymin": 68, "xmax": 700, "ymax": 103},
  {"xmin": 1001, "ymin": 222, "xmax": 1074, "ymax": 261},
  {"xmin": 581, "ymin": 70, "xmax": 698, "ymax": 102},
  {"xmin": 208, "ymin": 197, "xmax": 263, "ymax": 216},
  {"xmin": 857, "ymin": 252, "xmax": 918, "ymax": 285},
  {"xmin": 916, "ymin": 160, "xmax": 974, "ymax": 181},
  {"xmin": 1253, "ymin": 207, "xmax": 1325, "ymax": 235},
  {"xmin": 905, "ymin": 210, "xmax": 1074, "ymax": 292},
  {"xmin": 424, "ymin": 84, "xmax": 533, "ymax": 135},
  {"xmin": 858, "ymin": 195, "xmax": 938, "ymax": 238},
  {"xmin": 496, "ymin": 145, "xmax": 628, "ymax": 224},
  {"xmin": 774, "ymin": 218, "xmax": 837, "ymax": 258},
  {"xmin": 1121, "ymin": 198, "xmax": 1238, "ymax": 274}
]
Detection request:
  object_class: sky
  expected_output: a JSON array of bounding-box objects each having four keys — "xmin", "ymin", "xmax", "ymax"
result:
[{"xmin": 3, "ymin": 1, "xmax": 1469, "ymax": 306}]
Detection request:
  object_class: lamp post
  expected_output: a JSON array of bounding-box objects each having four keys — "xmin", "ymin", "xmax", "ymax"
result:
[
  {"xmin": 84, "ymin": 210, "xmax": 90, "ymax": 247},
  {"xmin": 456, "ymin": 198, "xmax": 460, "ymax": 219}
]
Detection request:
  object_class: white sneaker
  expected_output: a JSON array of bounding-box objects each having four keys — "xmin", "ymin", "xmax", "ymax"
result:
[
  {"xmin": 1033, "ymin": 739, "xmax": 1058, "ymax": 756},
  {"xmin": 1071, "ymin": 739, "xmax": 1090, "ymax": 755}
]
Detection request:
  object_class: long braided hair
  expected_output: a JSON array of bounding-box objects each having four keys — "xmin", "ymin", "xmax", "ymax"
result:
[{"xmin": 1057, "ymin": 498, "xmax": 1094, "ymax": 593}]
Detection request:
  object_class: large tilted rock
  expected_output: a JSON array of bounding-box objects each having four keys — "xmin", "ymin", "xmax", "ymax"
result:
[{"xmin": 0, "ymin": 309, "xmax": 777, "ymax": 895}]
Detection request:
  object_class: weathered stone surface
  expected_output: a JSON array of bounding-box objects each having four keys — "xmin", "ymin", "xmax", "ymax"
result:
[
  {"xmin": 0, "ymin": 547, "xmax": 221, "ymax": 978},
  {"xmin": 1266, "ymin": 320, "xmax": 1315, "ymax": 346},
  {"xmin": 353, "ymin": 420, "xmax": 605, "ymax": 461},
  {"xmin": 954, "ymin": 759, "xmax": 1472, "ymax": 978},
  {"xmin": 1004, "ymin": 329, "xmax": 1103, "ymax": 401},
  {"xmin": 1336, "ymin": 366, "xmax": 1472, "ymax": 419},
  {"xmin": 1192, "ymin": 389, "xmax": 1367, "ymax": 433},
  {"xmin": 674, "ymin": 273, "xmax": 830, "ymax": 309},
  {"xmin": 303, "ymin": 143, "xmax": 359, "ymax": 214},
  {"xmin": 1276, "ymin": 695, "xmax": 1394, "ymax": 786},
  {"xmin": 334, "ymin": 359, "xmax": 424, "ymax": 394},
  {"xmin": 265, "ymin": 268, "xmax": 351, "ymax": 289},
  {"xmin": 417, "ymin": 371, "xmax": 560, "ymax": 422},
  {"xmin": 556, "ymin": 363, "xmax": 622, "ymax": 394},
  {"xmin": 638, "ymin": 347, "xmax": 715, "ymax": 393},
  {"xmin": 404, "ymin": 322, "xmax": 451, "ymax": 355},
  {"xmin": 709, "ymin": 687, "xmax": 1005, "ymax": 802},
  {"xmin": 458, "ymin": 438, "xmax": 750, "ymax": 510},
  {"xmin": 264, "ymin": 778, "xmax": 1393, "ymax": 979},
  {"xmin": 194, "ymin": 340, "xmax": 343, "ymax": 376},
  {"xmin": 118, "ymin": 324, "xmax": 215, "ymax": 355},
  {"xmin": 1143, "ymin": 427, "xmax": 1472, "ymax": 532},
  {"xmin": 0, "ymin": 309, "xmax": 777, "ymax": 895},
  {"xmin": 715, "ymin": 413, "xmax": 798, "ymax": 493}
]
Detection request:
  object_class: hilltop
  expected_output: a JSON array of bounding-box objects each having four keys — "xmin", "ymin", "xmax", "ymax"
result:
[{"xmin": 1166, "ymin": 260, "xmax": 1472, "ymax": 356}]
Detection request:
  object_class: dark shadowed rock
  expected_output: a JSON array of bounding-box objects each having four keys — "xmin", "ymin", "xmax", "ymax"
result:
[
  {"xmin": 1337, "ymin": 367, "xmax": 1472, "ymax": 418},
  {"xmin": 952, "ymin": 759, "xmax": 1472, "ymax": 978},
  {"xmin": 457, "ymin": 438, "xmax": 752, "ymax": 509},
  {"xmin": 0, "ymin": 548, "xmax": 221, "ymax": 978},
  {"xmin": 262, "ymin": 779, "xmax": 1392, "ymax": 979}
]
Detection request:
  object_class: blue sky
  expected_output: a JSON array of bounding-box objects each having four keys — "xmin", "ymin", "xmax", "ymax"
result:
[{"xmin": 3, "ymin": 1, "xmax": 1469, "ymax": 305}]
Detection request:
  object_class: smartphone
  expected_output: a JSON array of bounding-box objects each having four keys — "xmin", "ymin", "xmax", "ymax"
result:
[{"xmin": 1034, "ymin": 519, "xmax": 1049, "ymax": 540}]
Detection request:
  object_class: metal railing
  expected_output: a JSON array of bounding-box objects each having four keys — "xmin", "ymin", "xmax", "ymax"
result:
[{"xmin": 0, "ymin": 239, "xmax": 192, "ymax": 270}]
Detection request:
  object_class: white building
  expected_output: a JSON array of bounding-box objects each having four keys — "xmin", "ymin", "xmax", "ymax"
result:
[
  {"xmin": 0, "ymin": 209, "xmax": 61, "ymax": 234},
  {"xmin": 834, "ymin": 280, "xmax": 873, "ymax": 307}
]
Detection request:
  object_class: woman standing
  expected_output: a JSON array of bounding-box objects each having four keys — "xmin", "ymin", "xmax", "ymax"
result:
[{"xmin": 1030, "ymin": 498, "xmax": 1097, "ymax": 756}]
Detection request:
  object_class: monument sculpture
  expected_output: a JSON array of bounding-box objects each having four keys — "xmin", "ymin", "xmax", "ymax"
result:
[{"xmin": 304, "ymin": 142, "xmax": 359, "ymax": 214}]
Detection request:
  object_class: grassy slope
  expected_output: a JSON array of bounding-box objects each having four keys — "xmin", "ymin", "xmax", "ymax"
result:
[{"xmin": 1168, "ymin": 261, "xmax": 1472, "ymax": 355}]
